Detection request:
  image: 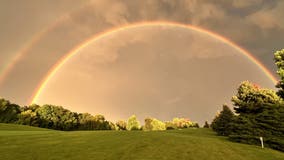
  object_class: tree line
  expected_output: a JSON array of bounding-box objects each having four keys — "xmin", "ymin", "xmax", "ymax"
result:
[
  {"xmin": 210, "ymin": 49, "xmax": 284, "ymax": 152},
  {"xmin": 0, "ymin": 99, "xmax": 199, "ymax": 131},
  {"xmin": 2, "ymin": 48, "xmax": 283, "ymax": 152},
  {"xmin": 0, "ymin": 102, "xmax": 115, "ymax": 130}
]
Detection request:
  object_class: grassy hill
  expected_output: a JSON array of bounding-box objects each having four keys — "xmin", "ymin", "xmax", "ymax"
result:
[
  {"xmin": 0, "ymin": 123, "xmax": 52, "ymax": 131},
  {"xmin": 0, "ymin": 123, "xmax": 284, "ymax": 160}
]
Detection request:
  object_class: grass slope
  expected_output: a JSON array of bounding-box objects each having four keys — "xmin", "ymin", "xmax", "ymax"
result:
[
  {"xmin": 0, "ymin": 123, "xmax": 52, "ymax": 131},
  {"xmin": 0, "ymin": 124, "xmax": 284, "ymax": 160}
]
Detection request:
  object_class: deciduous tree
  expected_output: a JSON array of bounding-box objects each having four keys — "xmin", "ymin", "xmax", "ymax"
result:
[{"xmin": 126, "ymin": 115, "xmax": 140, "ymax": 131}]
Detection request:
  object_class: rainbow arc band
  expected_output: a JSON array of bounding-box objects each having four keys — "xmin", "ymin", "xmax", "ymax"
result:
[
  {"xmin": 0, "ymin": 1, "xmax": 94, "ymax": 86},
  {"xmin": 29, "ymin": 21, "xmax": 278, "ymax": 105}
]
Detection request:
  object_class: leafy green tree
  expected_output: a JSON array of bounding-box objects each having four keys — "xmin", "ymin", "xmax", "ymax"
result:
[
  {"xmin": 78, "ymin": 113, "xmax": 95, "ymax": 130},
  {"xmin": 59, "ymin": 111, "xmax": 79, "ymax": 130},
  {"xmin": 151, "ymin": 118, "xmax": 166, "ymax": 131},
  {"xmin": 172, "ymin": 118, "xmax": 194, "ymax": 128},
  {"xmin": 35, "ymin": 104, "xmax": 79, "ymax": 130},
  {"xmin": 0, "ymin": 98, "xmax": 21, "ymax": 123},
  {"xmin": 116, "ymin": 120, "xmax": 127, "ymax": 130},
  {"xmin": 93, "ymin": 114, "xmax": 111, "ymax": 130},
  {"xmin": 274, "ymin": 49, "xmax": 284, "ymax": 98},
  {"xmin": 143, "ymin": 118, "xmax": 166, "ymax": 131},
  {"xmin": 126, "ymin": 115, "xmax": 140, "ymax": 131},
  {"xmin": 36, "ymin": 105, "xmax": 59, "ymax": 129},
  {"xmin": 211, "ymin": 105, "xmax": 234, "ymax": 135},
  {"xmin": 232, "ymin": 81, "xmax": 280, "ymax": 114},
  {"xmin": 18, "ymin": 109, "xmax": 38, "ymax": 126}
]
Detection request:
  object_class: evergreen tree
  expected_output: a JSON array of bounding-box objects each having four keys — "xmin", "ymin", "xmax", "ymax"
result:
[
  {"xmin": 228, "ymin": 80, "xmax": 284, "ymax": 151},
  {"xmin": 211, "ymin": 105, "xmax": 234, "ymax": 135}
]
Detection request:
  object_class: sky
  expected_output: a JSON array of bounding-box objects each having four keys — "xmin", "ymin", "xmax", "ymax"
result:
[{"xmin": 0, "ymin": 0, "xmax": 283, "ymax": 123}]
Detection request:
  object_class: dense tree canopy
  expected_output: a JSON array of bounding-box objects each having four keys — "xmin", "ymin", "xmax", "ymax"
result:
[
  {"xmin": 227, "ymin": 80, "xmax": 284, "ymax": 151},
  {"xmin": 209, "ymin": 49, "xmax": 284, "ymax": 152},
  {"xmin": 0, "ymin": 100, "xmax": 115, "ymax": 131},
  {"xmin": 274, "ymin": 49, "xmax": 284, "ymax": 98},
  {"xmin": 0, "ymin": 98, "xmax": 198, "ymax": 132},
  {"xmin": 0, "ymin": 98, "xmax": 21, "ymax": 123}
]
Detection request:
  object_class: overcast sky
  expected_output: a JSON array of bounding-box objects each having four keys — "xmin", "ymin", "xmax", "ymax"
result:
[{"xmin": 0, "ymin": 0, "xmax": 283, "ymax": 123}]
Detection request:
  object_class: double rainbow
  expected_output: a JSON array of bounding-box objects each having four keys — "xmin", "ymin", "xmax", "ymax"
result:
[{"xmin": 0, "ymin": 21, "xmax": 277, "ymax": 104}]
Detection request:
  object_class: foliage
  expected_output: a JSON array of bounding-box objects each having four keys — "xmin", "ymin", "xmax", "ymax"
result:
[
  {"xmin": 0, "ymin": 98, "xmax": 115, "ymax": 131},
  {"xmin": 227, "ymin": 81, "xmax": 284, "ymax": 151},
  {"xmin": 143, "ymin": 118, "xmax": 166, "ymax": 131},
  {"xmin": 274, "ymin": 49, "xmax": 284, "ymax": 98},
  {"xmin": 211, "ymin": 105, "xmax": 234, "ymax": 136},
  {"xmin": 0, "ymin": 98, "xmax": 21, "ymax": 123},
  {"xmin": 164, "ymin": 118, "xmax": 198, "ymax": 130},
  {"xmin": 0, "ymin": 97, "xmax": 197, "ymax": 132},
  {"xmin": 229, "ymin": 103, "xmax": 284, "ymax": 151},
  {"xmin": 126, "ymin": 115, "xmax": 141, "ymax": 131},
  {"xmin": 203, "ymin": 121, "xmax": 210, "ymax": 128},
  {"xmin": 144, "ymin": 118, "xmax": 154, "ymax": 131},
  {"xmin": 108, "ymin": 121, "xmax": 117, "ymax": 130},
  {"xmin": 116, "ymin": 120, "xmax": 127, "ymax": 130},
  {"xmin": 165, "ymin": 121, "xmax": 177, "ymax": 130},
  {"xmin": 232, "ymin": 81, "xmax": 280, "ymax": 114},
  {"xmin": 35, "ymin": 104, "xmax": 79, "ymax": 130},
  {"xmin": 77, "ymin": 113, "xmax": 112, "ymax": 130},
  {"xmin": 172, "ymin": 117, "xmax": 194, "ymax": 128},
  {"xmin": 18, "ymin": 109, "xmax": 38, "ymax": 126}
]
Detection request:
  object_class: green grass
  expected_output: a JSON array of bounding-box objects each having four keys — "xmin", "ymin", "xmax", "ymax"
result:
[
  {"xmin": 0, "ymin": 124, "xmax": 284, "ymax": 160},
  {"xmin": 0, "ymin": 123, "xmax": 51, "ymax": 131}
]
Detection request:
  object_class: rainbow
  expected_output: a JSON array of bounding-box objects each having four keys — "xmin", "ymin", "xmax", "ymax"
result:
[
  {"xmin": 0, "ymin": 15, "xmax": 69, "ymax": 86},
  {"xmin": 0, "ymin": 1, "xmax": 94, "ymax": 86},
  {"xmin": 29, "ymin": 21, "xmax": 278, "ymax": 104}
]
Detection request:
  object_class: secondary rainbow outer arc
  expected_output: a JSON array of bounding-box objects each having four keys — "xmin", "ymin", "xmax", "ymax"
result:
[
  {"xmin": 29, "ymin": 21, "xmax": 278, "ymax": 105},
  {"xmin": 0, "ymin": 1, "xmax": 94, "ymax": 86},
  {"xmin": 0, "ymin": 15, "xmax": 69, "ymax": 86}
]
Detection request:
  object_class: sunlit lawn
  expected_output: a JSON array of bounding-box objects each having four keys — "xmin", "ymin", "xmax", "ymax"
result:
[{"xmin": 0, "ymin": 123, "xmax": 284, "ymax": 160}]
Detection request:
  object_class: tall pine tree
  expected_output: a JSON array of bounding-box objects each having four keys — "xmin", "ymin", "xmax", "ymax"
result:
[{"xmin": 211, "ymin": 104, "xmax": 234, "ymax": 136}]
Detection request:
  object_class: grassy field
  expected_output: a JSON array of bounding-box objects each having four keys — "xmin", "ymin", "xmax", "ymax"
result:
[{"xmin": 0, "ymin": 123, "xmax": 284, "ymax": 160}]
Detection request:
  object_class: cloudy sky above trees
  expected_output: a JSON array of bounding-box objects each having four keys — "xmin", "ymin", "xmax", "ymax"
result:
[{"xmin": 0, "ymin": 0, "xmax": 283, "ymax": 123}]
